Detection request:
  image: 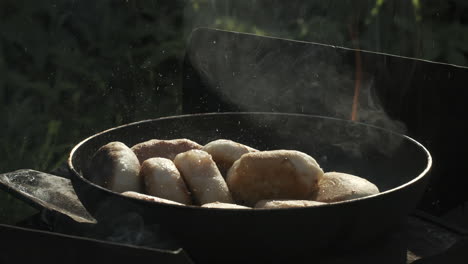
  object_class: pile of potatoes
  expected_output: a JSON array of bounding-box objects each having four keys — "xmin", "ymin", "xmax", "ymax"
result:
[{"xmin": 87, "ymin": 139, "xmax": 379, "ymax": 209}]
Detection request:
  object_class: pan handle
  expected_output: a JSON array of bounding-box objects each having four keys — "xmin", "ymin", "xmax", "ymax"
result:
[{"xmin": 0, "ymin": 169, "xmax": 96, "ymax": 224}]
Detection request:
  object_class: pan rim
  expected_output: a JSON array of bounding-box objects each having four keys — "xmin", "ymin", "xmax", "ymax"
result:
[{"xmin": 68, "ymin": 112, "xmax": 432, "ymax": 212}]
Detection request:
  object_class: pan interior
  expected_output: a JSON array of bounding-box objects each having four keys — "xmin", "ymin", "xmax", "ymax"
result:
[{"xmin": 70, "ymin": 113, "xmax": 430, "ymax": 193}]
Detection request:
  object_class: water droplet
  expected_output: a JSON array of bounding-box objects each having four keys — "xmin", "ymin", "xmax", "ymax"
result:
[{"xmin": 213, "ymin": 40, "xmax": 217, "ymax": 44}]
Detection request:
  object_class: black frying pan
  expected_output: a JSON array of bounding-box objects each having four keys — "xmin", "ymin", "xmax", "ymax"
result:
[{"xmin": 67, "ymin": 112, "xmax": 431, "ymax": 264}]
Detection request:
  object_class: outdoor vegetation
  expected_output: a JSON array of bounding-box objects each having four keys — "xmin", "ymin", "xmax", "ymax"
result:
[{"xmin": 1, "ymin": 0, "xmax": 467, "ymax": 223}]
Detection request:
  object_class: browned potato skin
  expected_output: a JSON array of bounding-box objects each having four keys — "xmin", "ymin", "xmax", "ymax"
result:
[
  {"xmin": 174, "ymin": 150, "xmax": 234, "ymax": 205},
  {"xmin": 122, "ymin": 191, "xmax": 184, "ymax": 206},
  {"xmin": 312, "ymin": 172, "xmax": 380, "ymax": 203},
  {"xmin": 140, "ymin": 158, "xmax": 192, "ymax": 205},
  {"xmin": 88, "ymin": 142, "xmax": 142, "ymax": 193},
  {"xmin": 131, "ymin": 139, "xmax": 202, "ymax": 163},
  {"xmin": 202, "ymin": 139, "xmax": 258, "ymax": 177},
  {"xmin": 201, "ymin": 202, "xmax": 251, "ymax": 209},
  {"xmin": 226, "ymin": 150, "xmax": 324, "ymax": 206},
  {"xmin": 254, "ymin": 200, "xmax": 326, "ymax": 209}
]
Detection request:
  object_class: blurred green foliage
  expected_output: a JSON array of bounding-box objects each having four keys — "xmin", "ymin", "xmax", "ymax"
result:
[
  {"xmin": 1, "ymin": 0, "xmax": 186, "ymax": 173},
  {"xmin": 0, "ymin": 0, "xmax": 467, "ymax": 223}
]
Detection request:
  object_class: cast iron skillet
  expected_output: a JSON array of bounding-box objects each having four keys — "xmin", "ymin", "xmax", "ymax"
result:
[{"xmin": 68, "ymin": 112, "xmax": 432, "ymax": 264}]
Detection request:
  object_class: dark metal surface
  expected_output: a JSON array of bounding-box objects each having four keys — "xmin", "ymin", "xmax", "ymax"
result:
[
  {"xmin": 2, "ymin": 209, "xmax": 466, "ymax": 264},
  {"xmin": 67, "ymin": 112, "xmax": 431, "ymax": 264},
  {"xmin": 407, "ymin": 212, "xmax": 468, "ymax": 263},
  {"xmin": 0, "ymin": 223, "xmax": 193, "ymax": 264},
  {"xmin": 0, "ymin": 169, "xmax": 95, "ymax": 224}
]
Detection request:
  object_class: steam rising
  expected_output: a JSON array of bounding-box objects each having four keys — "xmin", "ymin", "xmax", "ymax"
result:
[
  {"xmin": 105, "ymin": 212, "xmax": 180, "ymax": 250},
  {"xmin": 183, "ymin": 1, "xmax": 409, "ymax": 151},
  {"xmin": 185, "ymin": 27, "xmax": 406, "ymax": 134}
]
